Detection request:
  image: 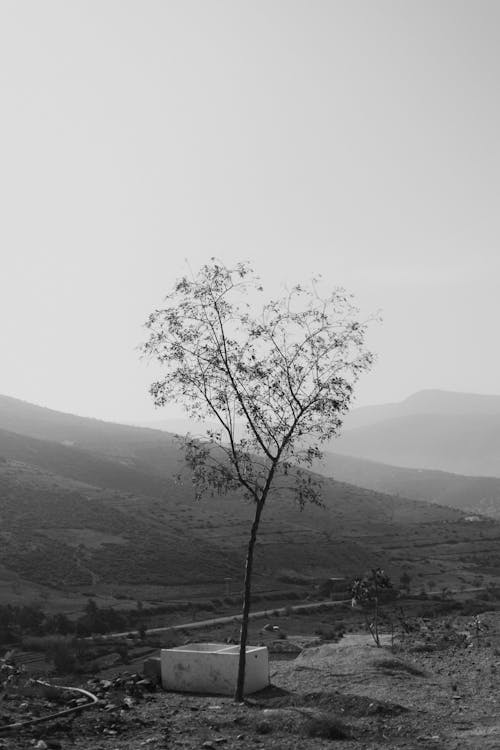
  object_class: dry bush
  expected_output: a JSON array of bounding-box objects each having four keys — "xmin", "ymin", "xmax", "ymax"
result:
[{"xmin": 302, "ymin": 712, "xmax": 349, "ymax": 739}]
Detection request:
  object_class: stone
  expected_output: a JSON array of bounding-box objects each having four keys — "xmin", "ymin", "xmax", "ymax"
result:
[
  {"xmin": 143, "ymin": 657, "xmax": 161, "ymax": 684},
  {"xmin": 136, "ymin": 678, "xmax": 155, "ymax": 691}
]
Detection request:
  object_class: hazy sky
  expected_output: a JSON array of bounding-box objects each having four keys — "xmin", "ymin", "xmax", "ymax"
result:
[{"xmin": 1, "ymin": 1, "xmax": 499, "ymax": 423}]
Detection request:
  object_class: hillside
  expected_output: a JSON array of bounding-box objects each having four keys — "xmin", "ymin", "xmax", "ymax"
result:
[
  {"xmin": 0, "ymin": 394, "xmax": 181, "ymax": 472},
  {"xmin": 343, "ymin": 388, "xmax": 500, "ymax": 430},
  {"xmin": 143, "ymin": 390, "xmax": 500, "ymax": 477},
  {"xmin": 330, "ymin": 390, "xmax": 500, "ymax": 476},
  {"xmin": 332, "ymin": 412, "xmax": 500, "ymax": 476},
  {"xmin": 314, "ymin": 451, "xmax": 500, "ymax": 519},
  {"xmin": 0, "ymin": 431, "xmax": 465, "ymax": 588},
  {"xmin": 1, "ymin": 393, "xmax": 500, "ymax": 609}
]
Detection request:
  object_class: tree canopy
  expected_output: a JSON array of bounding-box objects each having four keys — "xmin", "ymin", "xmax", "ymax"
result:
[{"xmin": 143, "ymin": 261, "xmax": 374, "ymax": 505}]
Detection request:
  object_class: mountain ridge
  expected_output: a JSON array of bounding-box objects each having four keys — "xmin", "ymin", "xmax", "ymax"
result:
[{"xmin": 342, "ymin": 388, "xmax": 500, "ymax": 430}]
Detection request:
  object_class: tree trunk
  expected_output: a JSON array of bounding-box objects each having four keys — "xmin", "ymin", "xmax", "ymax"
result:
[
  {"xmin": 234, "ymin": 499, "xmax": 265, "ymax": 702},
  {"xmin": 373, "ymin": 579, "xmax": 380, "ymax": 646}
]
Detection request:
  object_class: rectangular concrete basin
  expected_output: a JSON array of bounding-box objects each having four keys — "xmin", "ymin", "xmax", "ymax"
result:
[{"xmin": 161, "ymin": 642, "xmax": 269, "ymax": 695}]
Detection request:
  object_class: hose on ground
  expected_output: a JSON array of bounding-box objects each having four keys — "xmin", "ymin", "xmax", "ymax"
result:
[{"xmin": 0, "ymin": 680, "xmax": 99, "ymax": 733}]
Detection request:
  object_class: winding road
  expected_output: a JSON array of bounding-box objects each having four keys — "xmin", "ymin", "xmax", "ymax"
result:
[{"xmin": 100, "ymin": 598, "xmax": 351, "ymax": 640}]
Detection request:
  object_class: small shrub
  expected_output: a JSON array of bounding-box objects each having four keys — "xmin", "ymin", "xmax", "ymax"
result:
[
  {"xmin": 255, "ymin": 720, "xmax": 273, "ymax": 735},
  {"xmin": 49, "ymin": 641, "xmax": 78, "ymax": 674},
  {"xmin": 410, "ymin": 642, "xmax": 436, "ymax": 653},
  {"xmin": 314, "ymin": 627, "xmax": 337, "ymax": 641},
  {"xmin": 302, "ymin": 713, "xmax": 349, "ymax": 740}
]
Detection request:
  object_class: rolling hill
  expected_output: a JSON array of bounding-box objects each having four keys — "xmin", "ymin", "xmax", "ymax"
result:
[
  {"xmin": 314, "ymin": 451, "xmax": 500, "ymax": 519},
  {"xmin": 331, "ymin": 390, "xmax": 500, "ymax": 476},
  {"xmin": 1, "ymin": 393, "xmax": 499, "ymax": 607}
]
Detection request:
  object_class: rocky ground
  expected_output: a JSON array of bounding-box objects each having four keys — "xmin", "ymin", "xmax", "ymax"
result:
[{"xmin": 1, "ymin": 611, "xmax": 499, "ymax": 750}]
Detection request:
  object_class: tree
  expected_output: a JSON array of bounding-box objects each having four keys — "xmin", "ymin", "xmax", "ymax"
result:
[
  {"xmin": 351, "ymin": 568, "xmax": 392, "ymax": 646},
  {"xmin": 142, "ymin": 260, "xmax": 374, "ymax": 701}
]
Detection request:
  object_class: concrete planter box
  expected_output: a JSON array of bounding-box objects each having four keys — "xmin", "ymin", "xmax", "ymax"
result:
[{"xmin": 161, "ymin": 642, "xmax": 269, "ymax": 695}]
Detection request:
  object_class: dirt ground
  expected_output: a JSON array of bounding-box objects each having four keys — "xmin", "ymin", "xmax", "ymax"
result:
[{"xmin": 2, "ymin": 611, "xmax": 499, "ymax": 750}]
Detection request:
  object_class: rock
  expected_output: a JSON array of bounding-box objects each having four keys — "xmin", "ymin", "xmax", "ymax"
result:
[
  {"xmin": 143, "ymin": 657, "xmax": 161, "ymax": 684},
  {"xmin": 136, "ymin": 678, "xmax": 155, "ymax": 691},
  {"xmin": 34, "ymin": 742, "xmax": 48, "ymax": 750}
]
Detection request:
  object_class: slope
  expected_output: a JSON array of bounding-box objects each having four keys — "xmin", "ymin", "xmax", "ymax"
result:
[
  {"xmin": 1, "ymin": 393, "xmax": 499, "ymax": 602},
  {"xmin": 0, "ymin": 427, "xmax": 471, "ymax": 594},
  {"xmin": 331, "ymin": 412, "xmax": 500, "ymax": 476},
  {"xmin": 343, "ymin": 389, "xmax": 500, "ymax": 430},
  {"xmin": 0, "ymin": 393, "xmax": 181, "ymax": 475},
  {"xmin": 314, "ymin": 451, "xmax": 500, "ymax": 519}
]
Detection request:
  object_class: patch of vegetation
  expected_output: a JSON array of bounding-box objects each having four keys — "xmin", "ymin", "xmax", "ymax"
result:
[
  {"xmin": 375, "ymin": 657, "xmax": 426, "ymax": 676},
  {"xmin": 302, "ymin": 712, "xmax": 349, "ymax": 740}
]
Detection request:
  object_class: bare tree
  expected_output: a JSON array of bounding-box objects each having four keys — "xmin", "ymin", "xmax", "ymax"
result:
[{"xmin": 142, "ymin": 260, "xmax": 374, "ymax": 701}]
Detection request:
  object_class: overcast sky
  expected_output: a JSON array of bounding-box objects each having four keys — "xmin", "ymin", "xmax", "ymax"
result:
[{"xmin": 1, "ymin": 1, "xmax": 499, "ymax": 423}]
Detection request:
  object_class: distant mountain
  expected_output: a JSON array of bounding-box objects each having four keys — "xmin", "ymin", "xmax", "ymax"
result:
[
  {"xmin": 332, "ymin": 390, "xmax": 500, "ymax": 477},
  {"xmin": 315, "ymin": 451, "xmax": 500, "ymax": 519},
  {"xmin": 343, "ymin": 389, "xmax": 500, "ymax": 430}
]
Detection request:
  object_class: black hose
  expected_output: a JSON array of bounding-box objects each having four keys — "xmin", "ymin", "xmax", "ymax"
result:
[{"xmin": 0, "ymin": 680, "xmax": 99, "ymax": 733}]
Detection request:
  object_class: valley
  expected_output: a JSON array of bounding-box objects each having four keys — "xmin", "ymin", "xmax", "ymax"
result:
[{"xmin": 0, "ymin": 391, "xmax": 499, "ymax": 621}]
